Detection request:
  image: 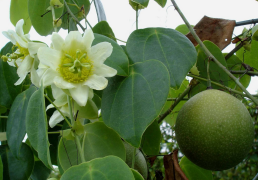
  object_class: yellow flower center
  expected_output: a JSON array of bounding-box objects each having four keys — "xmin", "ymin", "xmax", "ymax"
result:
[
  {"xmin": 59, "ymin": 49, "xmax": 93, "ymax": 83},
  {"xmin": 16, "ymin": 43, "xmax": 29, "ymax": 60}
]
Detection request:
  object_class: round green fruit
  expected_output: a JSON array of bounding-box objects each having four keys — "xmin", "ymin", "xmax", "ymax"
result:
[
  {"xmin": 175, "ymin": 89, "xmax": 254, "ymax": 171},
  {"xmin": 123, "ymin": 142, "xmax": 148, "ymax": 180}
]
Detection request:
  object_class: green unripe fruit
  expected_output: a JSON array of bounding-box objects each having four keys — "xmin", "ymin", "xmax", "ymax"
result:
[
  {"xmin": 123, "ymin": 142, "xmax": 148, "ymax": 180},
  {"xmin": 175, "ymin": 89, "xmax": 254, "ymax": 171}
]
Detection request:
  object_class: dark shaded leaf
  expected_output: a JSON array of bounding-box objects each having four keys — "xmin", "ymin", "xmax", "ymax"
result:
[
  {"xmin": 7, "ymin": 86, "xmax": 36, "ymax": 157},
  {"xmin": 0, "ymin": 42, "xmax": 22, "ymax": 108}
]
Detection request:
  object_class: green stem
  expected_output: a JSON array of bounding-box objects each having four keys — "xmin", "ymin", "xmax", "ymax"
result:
[
  {"xmin": 74, "ymin": 132, "xmax": 86, "ymax": 162},
  {"xmin": 170, "ymin": 0, "xmax": 258, "ymax": 106},
  {"xmin": 157, "ymin": 85, "xmax": 192, "ymax": 124},
  {"xmin": 64, "ymin": 0, "xmax": 86, "ymax": 31},
  {"xmin": 230, "ymin": 70, "xmax": 258, "ymax": 76},
  {"xmin": 51, "ymin": 6, "xmax": 58, "ymax": 32},
  {"xmin": 44, "ymin": 95, "xmax": 72, "ymax": 128},
  {"xmin": 0, "ymin": 116, "xmax": 8, "ymax": 119},
  {"xmin": 136, "ymin": 5, "xmax": 139, "ymax": 30},
  {"xmin": 207, "ymin": 59, "xmax": 211, "ymax": 88},
  {"xmin": 187, "ymin": 74, "xmax": 247, "ymax": 97},
  {"xmin": 48, "ymin": 131, "xmax": 60, "ymax": 134},
  {"xmin": 67, "ymin": 95, "xmax": 75, "ymax": 125}
]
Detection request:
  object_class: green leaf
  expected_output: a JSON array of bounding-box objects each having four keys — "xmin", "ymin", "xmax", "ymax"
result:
[
  {"xmin": 196, "ymin": 41, "xmax": 229, "ymax": 88},
  {"xmin": 0, "ymin": 156, "xmax": 3, "ymax": 180},
  {"xmin": 60, "ymin": 156, "xmax": 135, "ymax": 180},
  {"xmin": 154, "ymin": 0, "xmax": 167, "ymax": 7},
  {"xmin": 61, "ymin": 0, "xmax": 90, "ymax": 30},
  {"xmin": 175, "ymin": 24, "xmax": 194, "ymax": 35},
  {"xmin": 102, "ymin": 60, "xmax": 170, "ymax": 147},
  {"xmin": 10, "ymin": 0, "xmax": 32, "ymax": 34},
  {"xmin": 7, "ymin": 86, "xmax": 36, "ymax": 157},
  {"xmin": 28, "ymin": 0, "xmax": 64, "ymax": 36},
  {"xmin": 162, "ymin": 79, "xmax": 189, "ymax": 126},
  {"xmin": 225, "ymin": 54, "xmax": 251, "ymax": 91},
  {"xmin": 129, "ymin": 0, "xmax": 149, "ymax": 10},
  {"xmin": 93, "ymin": 21, "xmax": 116, "ymax": 41},
  {"xmin": 131, "ymin": 169, "xmax": 144, "ymax": 180},
  {"xmin": 26, "ymin": 85, "xmax": 53, "ymax": 169},
  {"xmin": 83, "ymin": 122, "xmax": 126, "ymax": 161},
  {"xmin": 179, "ymin": 156, "xmax": 213, "ymax": 180},
  {"xmin": 30, "ymin": 161, "xmax": 51, "ymax": 180},
  {"xmin": 141, "ymin": 120, "xmax": 161, "ymax": 156},
  {"xmin": 58, "ymin": 137, "xmax": 82, "ymax": 171},
  {"xmin": 0, "ymin": 143, "xmax": 34, "ymax": 180},
  {"xmin": 236, "ymin": 40, "xmax": 258, "ymax": 70},
  {"xmin": 126, "ymin": 28, "xmax": 197, "ymax": 89},
  {"xmin": 93, "ymin": 34, "xmax": 129, "ymax": 76},
  {"xmin": 0, "ymin": 42, "xmax": 23, "ymax": 108},
  {"xmin": 58, "ymin": 122, "xmax": 126, "ymax": 171}
]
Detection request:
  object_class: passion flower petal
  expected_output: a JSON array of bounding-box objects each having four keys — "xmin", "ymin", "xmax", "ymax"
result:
[
  {"xmin": 69, "ymin": 85, "xmax": 90, "ymax": 106},
  {"xmin": 89, "ymin": 42, "xmax": 113, "ymax": 64},
  {"xmin": 83, "ymin": 74, "xmax": 108, "ymax": 90},
  {"xmin": 38, "ymin": 47, "xmax": 62, "ymax": 70},
  {"xmin": 94, "ymin": 64, "xmax": 117, "ymax": 77},
  {"xmin": 51, "ymin": 32, "xmax": 64, "ymax": 51}
]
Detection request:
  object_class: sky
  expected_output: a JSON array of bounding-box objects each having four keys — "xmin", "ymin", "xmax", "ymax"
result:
[{"xmin": 0, "ymin": 0, "xmax": 257, "ymax": 93}]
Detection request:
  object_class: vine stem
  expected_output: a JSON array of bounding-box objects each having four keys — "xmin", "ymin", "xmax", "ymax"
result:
[
  {"xmin": 74, "ymin": 132, "xmax": 86, "ymax": 162},
  {"xmin": 67, "ymin": 95, "xmax": 75, "ymax": 125},
  {"xmin": 64, "ymin": 0, "xmax": 86, "ymax": 31},
  {"xmin": 187, "ymin": 74, "xmax": 249, "ymax": 97},
  {"xmin": 170, "ymin": 0, "xmax": 258, "ymax": 106},
  {"xmin": 157, "ymin": 85, "xmax": 192, "ymax": 124},
  {"xmin": 44, "ymin": 95, "xmax": 72, "ymax": 128},
  {"xmin": 136, "ymin": 5, "xmax": 139, "ymax": 30},
  {"xmin": 0, "ymin": 116, "xmax": 8, "ymax": 119},
  {"xmin": 51, "ymin": 6, "xmax": 58, "ymax": 32}
]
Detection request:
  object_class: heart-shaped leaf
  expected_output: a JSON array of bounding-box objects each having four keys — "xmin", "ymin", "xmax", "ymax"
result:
[
  {"xmin": 7, "ymin": 86, "xmax": 36, "ymax": 157},
  {"xmin": 60, "ymin": 156, "xmax": 135, "ymax": 180},
  {"xmin": 126, "ymin": 28, "xmax": 197, "ymax": 89},
  {"xmin": 102, "ymin": 60, "xmax": 170, "ymax": 147},
  {"xmin": 83, "ymin": 122, "xmax": 126, "ymax": 161}
]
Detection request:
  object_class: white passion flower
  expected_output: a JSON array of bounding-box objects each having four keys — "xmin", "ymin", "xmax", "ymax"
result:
[
  {"xmin": 37, "ymin": 29, "xmax": 117, "ymax": 106},
  {"xmin": 2, "ymin": 19, "xmax": 46, "ymax": 86},
  {"xmin": 47, "ymin": 85, "xmax": 98, "ymax": 128}
]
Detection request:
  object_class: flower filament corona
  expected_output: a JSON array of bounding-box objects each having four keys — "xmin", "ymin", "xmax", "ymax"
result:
[{"xmin": 59, "ymin": 49, "xmax": 93, "ymax": 83}]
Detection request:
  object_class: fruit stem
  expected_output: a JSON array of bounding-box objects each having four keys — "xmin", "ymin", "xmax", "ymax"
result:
[
  {"xmin": 187, "ymin": 74, "xmax": 254, "ymax": 98},
  {"xmin": 170, "ymin": 0, "xmax": 258, "ymax": 106}
]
